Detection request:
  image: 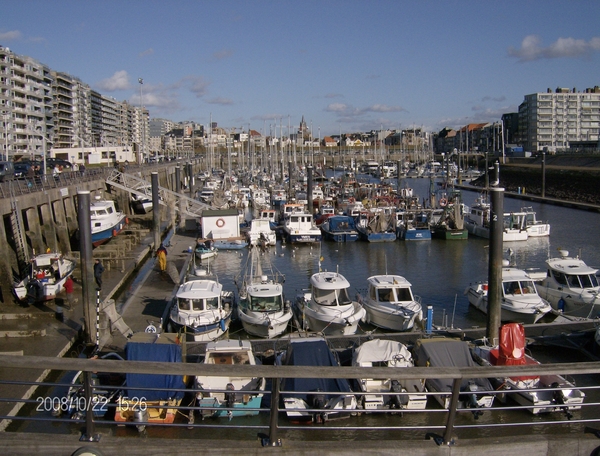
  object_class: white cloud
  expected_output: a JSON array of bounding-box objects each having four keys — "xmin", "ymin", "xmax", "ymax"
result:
[
  {"xmin": 139, "ymin": 48, "xmax": 154, "ymax": 58},
  {"xmin": 97, "ymin": 70, "xmax": 130, "ymax": 91},
  {"xmin": 0, "ymin": 30, "xmax": 22, "ymax": 41},
  {"xmin": 508, "ymin": 35, "xmax": 600, "ymax": 62}
]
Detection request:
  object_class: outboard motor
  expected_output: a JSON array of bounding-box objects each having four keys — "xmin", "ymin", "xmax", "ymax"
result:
[
  {"xmin": 225, "ymin": 383, "xmax": 236, "ymax": 420},
  {"xmin": 133, "ymin": 405, "xmax": 149, "ymax": 433},
  {"xmin": 552, "ymin": 382, "xmax": 573, "ymax": 420},
  {"xmin": 388, "ymin": 380, "xmax": 407, "ymax": 410},
  {"xmin": 309, "ymin": 389, "xmax": 327, "ymax": 424},
  {"xmin": 466, "ymin": 381, "xmax": 483, "ymax": 419}
]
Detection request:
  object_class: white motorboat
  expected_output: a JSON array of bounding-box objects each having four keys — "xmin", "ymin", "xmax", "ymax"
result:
[
  {"xmin": 168, "ymin": 266, "xmax": 234, "ymax": 341},
  {"xmin": 194, "ymin": 241, "xmax": 218, "ymax": 261},
  {"xmin": 412, "ymin": 338, "xmax": 495, "ymax": 415},
  {"xmin": 13, "ymin": 252, "xmax": 76, "ymax": 303},
  {"xmin": 90, "ymin": 196, "xmax": 128, "ymax": 247},
  {"xmin": 276, "ymin": 337, "xmax": 358, "ymax": 423},
  {"xmin": 281, "ymin": 212, "xmax": 322, "ymax": 244},
  {"xmin": 352, "ymin": 339, "xmax": 427, "ymax": 411},
  {"xmin": 357, "ymin": 275, "xmax": 423, "ymax": 331},
  {"xmin": 471, "ymin": 323, "xmax": 585, "ymax": 416},
  {"xmin": 294, "ymin": 270, "xmax": 366, "ymax": 335},
  {"xmin": 464, "ymin": 197, "xmax": 528, "ymax": 242},
  {"xmin": 195, "ymin": 339, "xmax": 266, "ymax": 419},
  {"xmin": 465, "ymin": 266, "xmax": 552, "ymax": 324},
  {"xmin": 235, "ymin": 248, "xmax": 292, "ymax": 338},
  {"xmin": 245, "ymin": 218, "xmax": 276, "ymax": 247},
  {"xmin": 520, "ymin": 207, "xmax": 550, "ymax": 237},
  {"xmin": 534, "ymin": 249, "xmax": 600, "ymax": 318}
]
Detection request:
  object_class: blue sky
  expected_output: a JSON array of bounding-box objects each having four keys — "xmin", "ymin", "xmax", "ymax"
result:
[{"xmin": 2, "ymin": 0, "xmax": 600, "ymax": 137}]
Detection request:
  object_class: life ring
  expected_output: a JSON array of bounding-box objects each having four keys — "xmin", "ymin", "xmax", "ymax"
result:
[
  {"xmin": 216, "ymin": 218, "xmax": 226, "ymax": 228},
  {"xmin": 439, "ymin": 198, "xmax": 448, "ymax": 207}
]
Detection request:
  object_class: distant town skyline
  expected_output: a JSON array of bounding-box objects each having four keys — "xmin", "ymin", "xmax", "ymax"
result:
[{"xmin": 2, "ymin": 0, "xmax": 599, "ymax": 136}]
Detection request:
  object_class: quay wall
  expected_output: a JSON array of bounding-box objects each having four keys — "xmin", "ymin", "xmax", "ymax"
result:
[{"xmin": 0, "ymin": 162, "xmax": 202, "ymax": 306}]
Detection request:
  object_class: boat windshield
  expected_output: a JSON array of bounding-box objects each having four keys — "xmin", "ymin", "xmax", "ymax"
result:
[
  {"xmin": 249, "ymin": 294, "xmax": 282, "ymax": 312},
  {"xmin": 373, "ymin": 287, "xmax": 413, "ymax": 302},
  {"xmin": 503, "ymin": 280, "xmax": 536, "ymax": 295},
  {"xmin": 314, "ymin": 287, "xmax": 352, "ymax": 306},
  {"xmin": 566, "ymin": 274, "xmax": 599, "ymax": 289},
  {"xmin": 178, "ymin": 296, "xmax": 219, "ymax": 311}
]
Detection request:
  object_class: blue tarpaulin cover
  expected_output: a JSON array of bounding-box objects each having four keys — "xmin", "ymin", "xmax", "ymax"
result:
[
  {"xmin": 281, "ymin": 338, "xmax": 352, "ymax": 400},
  {"xmin": 125, "ymin": 341, "xmax": 185, "ymax": 401}
]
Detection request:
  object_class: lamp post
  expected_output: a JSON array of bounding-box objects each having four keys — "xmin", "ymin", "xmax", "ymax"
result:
[{"xmin": 138, "ymin": 78, "xmax": 144, "ymax": 164}]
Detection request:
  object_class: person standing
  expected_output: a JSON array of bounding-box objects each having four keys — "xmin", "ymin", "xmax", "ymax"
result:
[
  {"xmin": 156, "ymin": 243, "xmax": 168, "ymax": 272},
  {"xmin": 63, "ymin": 275, "xmax": 75, "ymax": 310},
  {"xmin": 93, "ymin": 259, "xmax": 104, "ymax": 290}
]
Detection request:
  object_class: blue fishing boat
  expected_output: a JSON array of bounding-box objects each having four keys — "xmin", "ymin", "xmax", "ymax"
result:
[
  {"xmin": 355, "ymin": 211, "xmax": 396, "ymax": 242},
  {"xmin": 320, "ymin": 215, "xmax": 359, "ymax": 242}
]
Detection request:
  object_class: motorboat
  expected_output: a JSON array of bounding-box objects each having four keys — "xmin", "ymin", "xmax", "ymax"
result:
[
  {"xmin": 464, "ymin": 197, "xmax": 527, "ymax": 242},
  {"xmin": 396, "ymin": 211, "xmax": 432, "ymax": 241},
  {"xmin": 195, "ymin": 339, "xmax": 266, "ymax": 419},
  {"xmin": 212, "ymin": 237, "xmax": 248, "ymax": 250},
  {"xmin": 13, "ymin": 252, "xmax": 76, "ymax": 303},
  {"xmin": 471, "ymin": 323, "xmax": 585, "ymax": 416},
  {"xmin": 168, "ymin": 265, "xmax": 234, "ymax": 341},
  {"xmin": 51, "ymin": 352, "xmax": 125, "ymax": 420},
  {"xmin": 245, "ymin": 217, "xmax": 277, "ymax": 247},
  {"xmin": 465, "ymin": 265, "xmax": 553, "ymax": 324},
  {"xmin": 115, "ymin": 332, "xmax": 187, "ymax": 432},
  {"xmin": 314, "ymin": 205, "xmax": 336, "ymax": 226},
  {"xmin": 194, "ymin": 240, "xmax": 218, "ymax": 261},
  {"xmin": 357, "ymin": 274, "xmax": 423, "ymax": 331},
  {"xmin": 90, "ymin": 196, "xmax": 128, "ymax": 247},
  {"xmin": 534, "ymin": 249, "xmax": 600, "ymax": 318},
  {"xmin": 235, "ymin": 248, "xmax": 292, "ymax": 338},
  {"xmin": 520, "ymin": 207, "xmax": 550, "ymax": 237},
  {"xmin": 320, "ymin": 215, "xmax": 359, "ymax": 242},
  {"xmin": 276, "ymin": 337, "xmax": 358, "ymax": 423},
  {"xmin": 412, "ymin": 338, "xmax": 494, "ymax": 416},
  {"xmin": 351, "ymin": 339, "xmax": 427, "ymax": 411},
  {"xmin": 281, "ymin": 212, "xmax": 322, "ymax": 244},
  {"xmin": 294, "ymin": 270, "xmax": 366, "ymax": 335},
  {"xmin": 130, "ymin": 183, "xmax": 153, "ymax": 214}
]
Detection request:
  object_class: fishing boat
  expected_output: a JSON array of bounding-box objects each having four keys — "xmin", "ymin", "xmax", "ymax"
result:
[
  {"xmin": 464, "ymin": 197, "xmax": 527, "ymax": 242},
  {"xmin": 471, "ymin": 323, "xmax": 585, "ymax": 416},
  {"xmin": 168, "ymin": 264, "xmax": 234, "ymax": 341},
  {"xmin": 276, "ymin": 337, "xmax": 358, "ymax": 423},
  {"xmin": 235, "ymin": 248, "xmax": 292, "ymax": 338},
  {"xmin": 281, "ymin": 212, "xmax": 322, "ymax": 244},
  {"xmin": 13, "ymin": 252, "xmax": 76, "ymax": 303},
  {"xmin": 195, "ymin": 339, "xmax": 266, "ymax": 419},
  {"xmin": 396, "ymin": 211, "xmax": 432, "ymax": 241},
  {"xmin": 355, "ymin": 211, "xmax": 396, "ymax": 242},
  {"xmin": 431, "ymin": 195, "xmax": 468, "ymax": 240},
  {"xmin": 520, "ymin": 207, "xmax": 550, "ymax": 237},
  {"xmin": 351, "ymin": 339, "xmax": 427, "ymax": 411},
  {"xmin": 357, "ymin": 274, "xmax": 423, "ymax": 331},
  {"xmin": 115, "ymin": 332, "xmax": 187, "ymax": 432},
  {"xmin": 533, "ymin": 249, "xmax": 600, "ymax": 318},
  {"xmin": 245, "ymin": 217, "xmax": 277, "ymax": 247},
  {"xmin": 314, "ymin": 205, "xmax": 336, "ymax": 226},
  {"xmin": 465, "ymin": 265, "xmax": 552, "ymax": 324},
  {"xmin": 320, "ymin": 215, "xmax": 359, "ymax": 242},
  {"xmin": 294, "ymin": 269, "xmax": 366, "ymax": 335},
  {"xmin": 412, "ymin": 338, "xmax": 495, "ymax": 416},
  {"xmin": 90, "ymin": 196, "xmax": 128, "ymax": 247}
]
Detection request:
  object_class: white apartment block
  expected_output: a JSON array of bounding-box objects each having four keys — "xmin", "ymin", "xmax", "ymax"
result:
[{"xmin": 519, "ymin": 87, "xmax": 600, "ymax": 153}]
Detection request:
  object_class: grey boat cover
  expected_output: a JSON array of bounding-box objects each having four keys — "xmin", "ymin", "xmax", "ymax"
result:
[
  {"xmin": 412, "ymin": 338, "xmax": 492, "ymax": 393},
  {"xmin": 352, "ymin": 339, "xmax": 413, "ymax": 366}
]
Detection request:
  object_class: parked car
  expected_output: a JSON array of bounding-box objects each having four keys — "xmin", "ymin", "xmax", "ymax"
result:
[
  {"xmin": 14, "ymin": 162, "xmax": 33, "ymax": 179},
  {"xmin": 0, "ymin": 161, "xmax": 15, "ymax": 182},
  {"xmin": 47, "ymin": 158, "xmax": 72, "ymax": 169}
]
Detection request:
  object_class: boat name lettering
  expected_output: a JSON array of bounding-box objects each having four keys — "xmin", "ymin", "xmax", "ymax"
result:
[{"xmin": 36, "ymin": 396, "xmax": 109, "ymax": 413}]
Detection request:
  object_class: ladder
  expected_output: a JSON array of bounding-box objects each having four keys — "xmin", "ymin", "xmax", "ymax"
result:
[
  {"xmin": 10, "ymin": 198, "xmax": 30, "ymax": 280},
  {"xmin": 105, "ymin": 169, "xmax": 212, "ymax": 218}
]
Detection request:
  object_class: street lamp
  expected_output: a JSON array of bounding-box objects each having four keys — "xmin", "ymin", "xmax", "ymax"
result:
[{"xmin": 138, "ymin": 78, "xmax": 144, "ymax": 164}]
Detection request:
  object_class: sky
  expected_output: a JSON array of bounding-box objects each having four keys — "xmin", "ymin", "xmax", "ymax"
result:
[{"xmin": 2, "ymin": 0, "xmax": 600, "ymax": 137}]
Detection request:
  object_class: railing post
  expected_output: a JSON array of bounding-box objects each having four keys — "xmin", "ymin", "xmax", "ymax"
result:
[
  {"xmin": 80, "ymin": 370, "xmax": 100, "ymax": 442},
  {"xmin": 443, "ymin": 378, "xmax": 461, "ymax": 445},
  {"xmin": 265, "ymin": 377, "xmax": 282, "ymax": 447}
]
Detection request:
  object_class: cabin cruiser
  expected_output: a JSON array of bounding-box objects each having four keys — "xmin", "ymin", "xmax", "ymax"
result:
[
  {"xmin": 90, "ymin": 196, "xmax": 127, "ymax": 247},
  {"xmin": 464, "ymin": 197, "xmax": 527, "ymax": 242},
  {"xmin": 294, "ymin": 270, "xmax": 365, "ymax": 335},
  {"xmin": 465, "ymin": 266, "xmax": 552, "ymax": 324},
  {"xmin": 13, "ymin": 252, "xmax": 76, "ymax": 303},
  {"xmin": 533, "ymin": 249, "xmax": 600, "ymax": 318}
]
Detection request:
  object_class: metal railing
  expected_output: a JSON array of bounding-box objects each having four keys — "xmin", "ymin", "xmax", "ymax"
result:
[{"xmin": 0, "ymin": 353, "xmax": 599, "ymax": 446}]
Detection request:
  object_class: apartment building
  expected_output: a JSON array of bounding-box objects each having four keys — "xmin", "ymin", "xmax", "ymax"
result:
[{"xmin": 519, "ymin": 87, "xmax": 600, "ymax": 153}]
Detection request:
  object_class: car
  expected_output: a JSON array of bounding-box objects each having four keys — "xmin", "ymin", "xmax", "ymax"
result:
[
  {"xmin": 0, "ymin": 161, "xmax": 15, "ymax": 182},
  {"xmin": 14, "ymin": 162, "xmax": 33, "ymax": 179},
  {"xmin": 47, "ymin": 158, "xmax": 72, "ymax": 169}
]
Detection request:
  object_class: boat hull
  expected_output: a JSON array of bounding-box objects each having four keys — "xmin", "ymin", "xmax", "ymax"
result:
[
  {"xmin": 361, "ymin": 302, "xmax": 422, "ymax": 331},
  {"xmin": 91, "ymin": 216, "xmax": 127, "ymax": 247},
  {"xmin": 466, "ymin": 289, "xmax": 549, "ymax": 324}
]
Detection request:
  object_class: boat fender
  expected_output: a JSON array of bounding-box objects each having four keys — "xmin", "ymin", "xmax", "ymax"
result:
[
  {"xmin": 219, "ymin": 319, "xmax": 226, "ymax": 332},
  {"xmin": 112, "ymin": 229, "xmax": 117, "ymax": 237}
]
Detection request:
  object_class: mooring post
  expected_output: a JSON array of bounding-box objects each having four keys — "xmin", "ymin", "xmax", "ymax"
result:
[
  {"xmin": 487, "ymin": 187, "xmax": 504, "ymax": 343},
  {"xmin": 77, "ymin": 191, "xmax": 96, "ymax": 346},
  {"xmin": 151, "ymin": 172, "xmax": 160, "ymax": 249}
]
